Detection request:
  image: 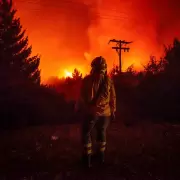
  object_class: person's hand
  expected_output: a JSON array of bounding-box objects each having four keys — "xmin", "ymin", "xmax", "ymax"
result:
[{"xmin": 111, "ymin": 112, "xmax": 116, "ymax": 121}]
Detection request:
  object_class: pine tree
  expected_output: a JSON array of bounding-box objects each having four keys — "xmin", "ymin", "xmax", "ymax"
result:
[
  {"xmin": 72, "ymin": 68, "xmax": 82, "ymax": 80},
  {"xmin": 0, "ymin": 0, "xmax": 41, "ymax": 85}
]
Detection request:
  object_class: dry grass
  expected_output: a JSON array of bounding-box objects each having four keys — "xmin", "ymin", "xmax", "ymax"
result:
[{"xmin": 0, "ymin": 121, "xmax": 179, "ymax": 180}]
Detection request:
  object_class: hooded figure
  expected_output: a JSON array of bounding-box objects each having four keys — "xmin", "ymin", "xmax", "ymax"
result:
[{"xmin": 79, "ymin": 56, "xmax": 116, "ymax": 168}]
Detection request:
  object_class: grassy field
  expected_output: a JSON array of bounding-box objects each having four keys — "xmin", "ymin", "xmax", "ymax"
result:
[{"xmin": 0, "ymin": 121, "xmax": 180, "ymax": 180}]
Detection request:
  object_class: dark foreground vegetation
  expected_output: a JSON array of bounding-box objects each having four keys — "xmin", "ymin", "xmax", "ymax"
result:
[
  {"xmin": 0, "ymin": 0, "xmax": 180, "ymax": 179},
  {"xmin": 0, "ymin": 122, "xmax": 180, "ymax": 179}
]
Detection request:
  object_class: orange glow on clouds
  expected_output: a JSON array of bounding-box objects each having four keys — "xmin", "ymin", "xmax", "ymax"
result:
[{"xmin": 13, "ymin": 0, "xmax": 180, "ymax": 82}]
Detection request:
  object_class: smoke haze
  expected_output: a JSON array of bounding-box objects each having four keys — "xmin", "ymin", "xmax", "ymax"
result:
[{"xmin": 13, "ymin": 0, "xmax": 180, "ymax": 80}]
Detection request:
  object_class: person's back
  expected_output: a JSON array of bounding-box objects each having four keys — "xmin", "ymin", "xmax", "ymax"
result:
[
  {"xmin": 81, "ymin": 72, "xmax": 116, "ymax": 117},
  {"xmin": 79, "ymin": 56, "xmax": 116, "ymax": 168}
]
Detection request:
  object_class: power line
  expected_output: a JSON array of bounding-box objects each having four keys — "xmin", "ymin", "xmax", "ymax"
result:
[
  {"xmin": 108, "ymin": 39, "xmax": 133, "ymax": 73},
  {"xmin": 15, "ymin": 0, "xmax": 129, "ymax": 21},
  {"xmin": 17, "ymin": 0, "xmax": 126, "ymax": 13}
]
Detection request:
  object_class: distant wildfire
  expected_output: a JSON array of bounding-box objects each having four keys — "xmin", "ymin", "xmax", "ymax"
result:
[{"xmin": 14, "ymin": 0, "xmax": 180, "ymax": 82}]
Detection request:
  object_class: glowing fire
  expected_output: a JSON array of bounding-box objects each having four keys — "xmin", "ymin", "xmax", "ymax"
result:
[
  {"xmin": 58, "ymin": 66, "xmax": 86, "ymax": 79},
  {"xmin": 64, "ymin": 69, "xmax": 73, "ymax": 78}
]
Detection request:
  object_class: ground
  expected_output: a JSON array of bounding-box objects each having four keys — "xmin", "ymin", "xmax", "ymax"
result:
[{"xmin": 0, "ymin": 121, "xmax": 180, "ymax": 180}]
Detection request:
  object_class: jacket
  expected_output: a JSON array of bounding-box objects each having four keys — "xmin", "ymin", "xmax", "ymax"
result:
[{"xmin": 80, "ymin": 73, "xmax": 116, "ymax": 116}]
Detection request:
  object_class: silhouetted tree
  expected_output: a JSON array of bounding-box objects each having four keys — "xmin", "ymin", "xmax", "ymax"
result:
[
  {"xmin": 109, "ymin": 65, "xmax": 119, "ymax": 77},
  {"xmin": 164, "ymin": 38, "xmax": 180, "ymax": 74},
  {"xmin": 143, "ymin": 55, "xmax": 166, "ymax": 75},
  {"xmin": 0, "ymin": 0, "xmax": 41, "ymax": 85},
  {"xmin": 72, "ymin": 68, "xmax": 82, "ymax": 80},
  {"xmin": 126, "ymin": 64, "xmax": 136, "ymax": 76}
]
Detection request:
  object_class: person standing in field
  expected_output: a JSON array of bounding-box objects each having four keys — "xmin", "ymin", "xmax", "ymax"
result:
[{"xmin": 78, "ymin": 56, "xmax": 116, "ymax": 168}]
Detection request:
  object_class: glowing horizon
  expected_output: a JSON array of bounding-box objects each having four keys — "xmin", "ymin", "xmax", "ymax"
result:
[{"xmin": 13, "ymin": 0, "xmax": 180, "ymax": 81}]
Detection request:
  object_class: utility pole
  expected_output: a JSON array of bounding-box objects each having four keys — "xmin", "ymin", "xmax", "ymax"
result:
[{"xmin": 108, "ymin": 39, "xmax": 132, "ymax": 73}]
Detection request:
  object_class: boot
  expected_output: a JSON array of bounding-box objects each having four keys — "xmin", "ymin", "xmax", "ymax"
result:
[{"xmin": 82, "ymin": 154, "xmax": 92, "ymax": 168}]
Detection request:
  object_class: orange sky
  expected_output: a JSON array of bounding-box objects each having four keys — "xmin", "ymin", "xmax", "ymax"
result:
[{"xmin": 13, "ymin": 0, "xmax": 180, "ymax": 82}]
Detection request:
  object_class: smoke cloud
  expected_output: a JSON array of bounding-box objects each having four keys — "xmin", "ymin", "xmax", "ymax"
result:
[{"xmin": 14, "ymin": 0, "xmax": 180, "ymax": 80}]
